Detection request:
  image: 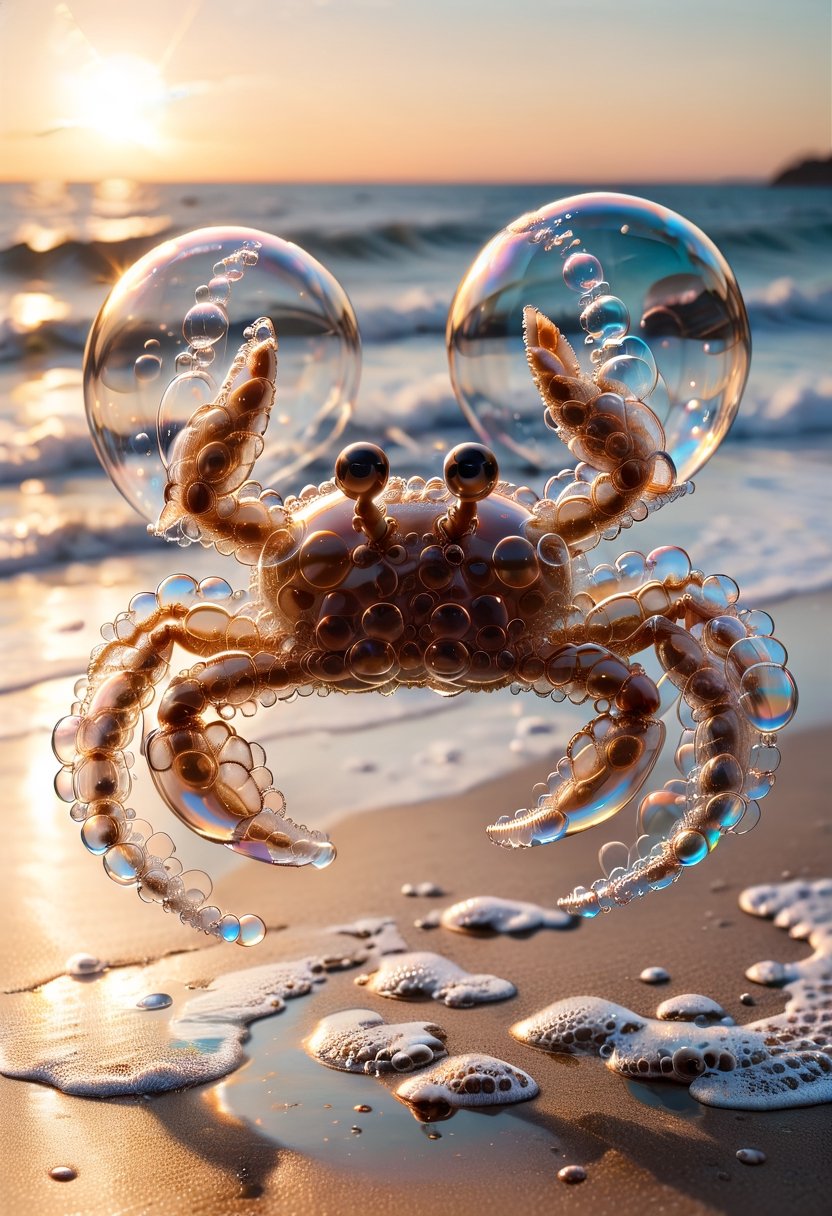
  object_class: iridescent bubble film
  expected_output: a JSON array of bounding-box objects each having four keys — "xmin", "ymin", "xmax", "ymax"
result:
[
  {"xmin": 84, "ymin": 226, "xmax": 361, "ymax": 523},
  {"xmin": 447, "ymin": 193, "xmax": 750, "ymax": 482}
]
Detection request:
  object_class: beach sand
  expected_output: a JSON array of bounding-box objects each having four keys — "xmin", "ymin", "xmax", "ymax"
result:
[{"xmin": 0, "ymin": 583, "xmax": 829, "ymax": 1214}]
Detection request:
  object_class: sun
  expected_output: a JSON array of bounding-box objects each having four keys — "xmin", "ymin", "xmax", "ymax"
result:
[{"xmin": 68, "ymin": 54, "xmax": 169, "ymax": 146}]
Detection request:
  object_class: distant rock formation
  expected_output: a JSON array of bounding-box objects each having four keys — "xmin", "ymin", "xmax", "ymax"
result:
[{"xmin": 771, "ymin": 154, "xmax": 832, "ymax": 186}]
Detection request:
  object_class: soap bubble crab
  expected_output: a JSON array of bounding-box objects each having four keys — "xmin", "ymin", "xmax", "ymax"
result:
[{"xmin": 53, "ymin": 195, "xmax": 797, "ymax": 947}]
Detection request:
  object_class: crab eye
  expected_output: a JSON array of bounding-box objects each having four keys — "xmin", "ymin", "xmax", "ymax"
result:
[
  {"xmin": 443, "ymin": 443, "xmax": 499, "ymax": 501},
  {"xmin": 334, "ymin": 443, "xmax": 390, "ymax": 499}
]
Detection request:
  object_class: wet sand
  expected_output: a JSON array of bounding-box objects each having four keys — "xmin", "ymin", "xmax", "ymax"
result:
[{"xmin": 1, "ymin": 694, "xmax": 830, "ymax": 1215}]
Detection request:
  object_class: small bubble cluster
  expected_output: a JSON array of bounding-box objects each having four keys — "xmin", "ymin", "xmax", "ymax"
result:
[{"xmin": 656, "ymin": 994, "xmax": 732, "ymax": 1024}]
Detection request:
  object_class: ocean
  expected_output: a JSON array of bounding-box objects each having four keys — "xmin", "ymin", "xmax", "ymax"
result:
[{"xmin": 1, "ymin": 180, "xmax": 830, "ymax": 826}]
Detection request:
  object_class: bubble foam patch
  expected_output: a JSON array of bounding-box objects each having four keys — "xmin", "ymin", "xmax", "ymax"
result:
[
  {"xmin": 396, "ymin": 1053, "xmax": 539, "ymax": 1118},
  {"xmin": 355, "ymin": 950, "xmax": 516, "ymax": 1007},
  {"xmin": 438, "ymin": 895, "xmax": 575, "ymax": 935},
  {"xmin": 510, "ymin": 878, "xmax": 832, "ymax": 1110},
  {"xmin": 0, "ymin": 954, "xmax": 328, "ymax": 1097},
  {"xmin": 305, "ymin": 1008, "xmax": 448, "ymax": 1074}
]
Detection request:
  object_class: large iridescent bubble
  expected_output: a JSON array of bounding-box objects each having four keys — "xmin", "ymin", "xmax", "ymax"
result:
[
  {"xmin": 84, "ymin": 227, "xmax": 361, "ymax": 524},
  {"xmin": 447, "ymin": 193, "xmax": 750, "ymax": 483}
]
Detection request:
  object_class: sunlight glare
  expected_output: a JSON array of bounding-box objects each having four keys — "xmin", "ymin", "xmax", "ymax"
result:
[{"xmin": 69, "ymin": 55, "xmax": 168, "ymax": 146}]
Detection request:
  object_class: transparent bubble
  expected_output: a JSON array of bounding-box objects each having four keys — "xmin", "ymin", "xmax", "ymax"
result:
[
  {"xmin": 84, "ymin": 227, "xmax": 361, "ymax": 525},
  {"xmin": 447, "ymin": 193, "xmax": 750, "ymax": 482},
  {"xmin": 563, "ymin": 252, "xmax": 603, "ymax": 293},
  {"xmin": 580, "ymin": 294, "xmax": 630, "ymax": 342}
]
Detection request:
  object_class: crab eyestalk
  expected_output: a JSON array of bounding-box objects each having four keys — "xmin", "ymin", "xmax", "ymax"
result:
[
  {"xmin": 440, "ymin": 443, "xmax": 500, "ymax": 540},
  {"xmin": 334, "ymin": 442, "xmax": 392, "ymax": 544}
]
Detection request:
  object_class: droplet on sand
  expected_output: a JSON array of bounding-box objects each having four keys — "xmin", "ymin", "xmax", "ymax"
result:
[
  {"xmin": 639, "ymin": 966, "xmax": 670, "ymax": 984},
  {"xmin": 65, "ymin": 953, "xmax": 105, "ymax": 979},
  {"xmin": 736, "ymin": 1147, "xmax": 766, "ymax": 1165},
  {"xmin": 137, "ymin": 992, "xmax": 173, "ymax": 1010},
  {"xmin": 48, "ymin": 1166, "xmax": 77, "ymax": 1182},
  {"xmin": 557, "ymin": 1164, "xmax": 587, "ymax": 1184}
]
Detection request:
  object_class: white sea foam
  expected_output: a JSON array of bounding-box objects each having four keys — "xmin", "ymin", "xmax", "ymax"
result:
[
  {"xmin": 511, "ymin": 878, "xmax": 832, "ymax": 1110},
  {"xmin": 355, "ymin": 950, "xmax": 516, "ymax": 1007},
  {"xmin": 0, "ymin": 954, "xmax": 328, "ymax": 1097},
  {"xmin": 305, "ymin": 1008, "xmax": 448, "ymax": 1074},
  {"xmin": 396, "ymin": 1053, "xmax": 539, "ymax": 1116},
  {"xmin": 438, "ymin": 895, "xmax": 574, "ymax": 935}
]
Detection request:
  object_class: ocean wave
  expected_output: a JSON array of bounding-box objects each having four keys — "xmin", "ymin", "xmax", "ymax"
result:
[
  {"xmin": 0, "ymin": 512, "xmax": 152, "ymax": 578},
  {"xmin": 357, "ymin": 289, "xmax": 449, "ymax": 342},
  {"xmin": 0, "ymin": 291, "xmax": 453, "ymax": 359},
  {"xmin": 711, "ymin": 213, "xmax": 832, "ymax": 253},
  {"xmin": 361, "ymin": 373, "xmax": 463, "ymax": 435},
  {"xmin": 746, "ymin": 278, "xmax": 832, "ymax": 328},
  {"xmin": 283, "ymin": 218, "xmax": 485, "ymax": 262},
  {"xmin": 0, "ymin": 229, "xmax": 175, "ymax": 279},
  {"xmin": 0, "ymin": 415, "xmax": 100, "ymax": 482},
  {"xmin": 0, "ymin": 217, "xmax": 483, "ymax": 284},
  {"xmin": 0, "ymin": 316, "xmax": 89, "ymax": 362},
  {"xmin": 733, "ymin": 376, "xmax": 832, "ymax": 438}
]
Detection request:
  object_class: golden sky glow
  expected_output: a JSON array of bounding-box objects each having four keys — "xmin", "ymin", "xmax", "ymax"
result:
[{"xmin": 0, "ymin": 0, "xmax": 829, "ymax": 183}]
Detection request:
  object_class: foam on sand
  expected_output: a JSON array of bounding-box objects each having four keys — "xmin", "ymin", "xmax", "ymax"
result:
[
  {"xmin": 396, "ymin": 1053, "xmax": 539, "ymax": 1119},
  {"xmin": 356, "ymin": 950, "xmax": 516, "ymax": 1007},
  {"xmin": 438, "ymin": 894, "xmax": 574, "ymax": 935},
  {"xmin": 0, "ymin": 954, "xmax": 329, "ymax": 1097},
  {"xmin": 305, "ymin": 1008, "xmax": 448, "ymax": 1074},
  {"xmin": 510, "ymin": 878, "xmax": 832, "ymax": 1110}
]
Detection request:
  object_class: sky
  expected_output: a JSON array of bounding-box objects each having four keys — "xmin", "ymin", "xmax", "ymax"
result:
[{"xmin": 0, "ymin": 0, "xmax": 829, "ymax": 183}]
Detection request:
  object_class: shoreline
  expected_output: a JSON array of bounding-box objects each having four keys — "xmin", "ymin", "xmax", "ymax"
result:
[{"xmin": 1, "ymin": 717, "xmax": 830, "ymax": 1214}]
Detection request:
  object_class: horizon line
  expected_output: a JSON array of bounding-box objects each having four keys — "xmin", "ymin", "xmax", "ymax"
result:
[{"xmin": 0, "ymin": 175, "xmax": 777, "ymax": 188}]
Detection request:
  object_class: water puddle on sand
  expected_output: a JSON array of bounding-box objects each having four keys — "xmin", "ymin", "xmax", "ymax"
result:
[
  {"xmin": 624, "ymin": 1078, "xmax": 705, "ymax": 1119},
  {"xmin": 217, "ymin": 1004, "xmax": 558, "ymax": 1175}
]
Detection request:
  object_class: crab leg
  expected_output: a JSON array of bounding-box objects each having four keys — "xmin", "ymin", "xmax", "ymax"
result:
[
  {"xmin": 147, "ymin": 652, "xmax": 334, "ymax": 871},
  {"xmin": 524, "ymin": 307, "xmax": 682, "ymax": 552},
  {"xmin": 487, "ymin": 645, "xmax": 664, "ymax": 848},
  {"xmin": 52, "ymin": 576, "xmax": 333, "ymax": 947},
  {"xmin": 556, "ymin": 603, "xmax": 796, "ymax": 917}
]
